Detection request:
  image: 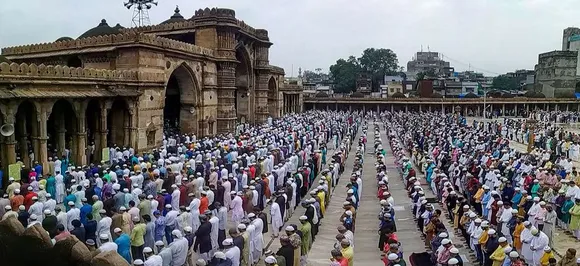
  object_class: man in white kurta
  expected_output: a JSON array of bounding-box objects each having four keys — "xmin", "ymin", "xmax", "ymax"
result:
[
  {"xmin": 66, "ymin": 202, "xmax": 80, "ymax": 231},
  {"xmin": 499, "ymin": 207, "xmax": 516, "ymax": 244},
  {"xmin": 171, "ymin": 185, "xmax": 180, "ymax": 211},
  {"xmin": 527, "ymin": 197, "xmax": 541, "ymax": 226},
  {"xmin": 230, "ymin": 192, "xmax": 244, "ymax": 224},
  {"xmin": 208, "ymin": 211, "xmax": 220, "ymax": 256},
  {"xmin": 96, "ymin": 209, "xmax": 112, "ymax": 246},
  {"xmin": 223, "ymin": 238, "xmax": 241, "ymax": 266},
  {"xmin": 269, "ymin": 199, "xmax": 283, "ymax": 237},
  {"xmin": 223, "ymin": 177, "xmax": 232, "ymax": 209},
  {"xmin": 529, "ymin": 228, "xmax": 549, "ymax": 266},
  {"xmin": 520, "ymin": 222, "xmax": 534, "ymax": 265},
  {"xmin": 188, "ymin": 195, "xmax": 201, "ymax": 232},
  {"xmin": 28, "ymin": 197, "xmax": 44, "ymax": 223},
  {"xmin": 249, "ymin": 213, "xmax": 264, "ymax": 264}
]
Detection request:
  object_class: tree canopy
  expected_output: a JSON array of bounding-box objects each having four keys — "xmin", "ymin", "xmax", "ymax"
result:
[
  {"xmin": 329, "ymin": 56, "xmax": 360, "ymax": 93},
  {"xmin": 329, "ymin": 48, "xmax": 400, "ymax": 93},
  {"xmin": 492, "ymin": 75, "xmax": 520, "ymax": 91},
  {"xmin": 416, "ymin": 69, "xmax": 437, "ymax": 81}
]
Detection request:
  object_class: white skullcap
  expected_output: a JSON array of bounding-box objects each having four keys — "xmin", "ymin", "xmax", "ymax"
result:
[
  {"xmin": 155, "ymin": 241, "xmax": 164, "ymax": 246},
  {"xmin": 99, "ymin": 234, "xmax": 109, "ymax": 239},
  {"xmin": 30, "ymin": 214, "xmax": 38, "ymax": 220},
  {"xmin": 299, "ymin": 215, "xmax": 308, "ymax": 220},
  {"xmin": 32, "ymin": 196, "xmax": 38, "ymax": 201},
  {"xmin": 345, "ymin": 210, "xmax": 352, "ymax": 216},
  {"xmin": 388, "ymin": 253, "xmax": 398, "ymax": 260},
  {"xmin": 114, "ymin": 228, "xmax": 122, "ymax": 233},
  {"xmin": 184, "ymin": 226, "xmax": 192, "ymax": 232},
  {"xmin": 196, "ymin": 259, "xmax": 207, "ymax": 266},
  {"xmin": 438, "ymin": 232, "xmax": 448, "ymax": 238},
  {"xmin": 498, "ymin": 237, "xmax": 507, "ymax": 242},
  {"xmin": 119, "ymin": 206, "xmax": 127, "ymax": 211},
  {"xmin": 43, "ymin": 209, "xmax": 51, "ymax": 215},
  {"xmin": 469, "ymin": 213, "xmax": 476, "ymax": 218},
  {"xmin": 540, "ymin": 201, "xmax": 546, "ymax": 206},
  {"xmin": 544, "ymin": 246, "xmax": 551, "ymax": 251},
  {"xmin": 132, "ymin": 216, "xmax": 140, "ymax": 222},
  {"xmin": 497, "ymin": 201, "xmax": 503, "ymax": 205},
  {"xmin": 450, "ymin": 247, "xmax": 459, "ymax": 254},
  {"xmin": 248, "ymin": 213, "xmax": 256, "ymax": 218},
  {"xmin": 46, "ymin": 193, "xmax": 52, "ymax": 198},
  {"xmin": 509, "ymin": 251, "xmax": 519, "ymax": 258},
  {"xmin": 504, "ymin": 246, "xmax": 513, "ymax": 254},
  {"xmin": 285, "ymin": 226, "xmax": 295, "ymax": 231},
  {"xmin": 237, "ymin": 224, "xmax": 246, "ymax": 230},
  {"xmin": 523, "ymin": 221, "xmax": 531, "ymax": 226},
  {"xmin": 68, "ymin": 201, "xmax": 75, "ymax": 206},
  {"xmin": 214, "ymin": 252, "xmax": 226, "ymax": 259},
  {"xmin": 533, "ymin": 197, "xmax": 540, "ymax": 201},
  {"xmin": 475, "ymin": 218, "xmax": 482, "ymax": 223},
  {"xmin": 134, "ymin": 259, "xmax": 144, "ymax": 265},
  {"xmin": 165, "ymin": 204, "xmax": 172, "ymax": 208},
  {"xmin": 222, "ymin": 239, "xmax": 233, "ymax": 246},
  {"xmin": 143, "ymin": 247, "xmax": 153, "ymax": 253},
  {"xmin": 441, "ymin": 239, "xmax": 451, "ymax": 245},
  {"xmin": 265, "ymin": 256, "xmax": 277, "ymax": 264},
  {"xmin": 488, "ymin": 229, "xmax": 496, "ymax": 234},
  {"xmin": 448, "ymin": 258, "xmax": 459, "ymax": 265},
  {"xmin": 531, "ymin": 228, "xmax": 539, "ymax": 235}
]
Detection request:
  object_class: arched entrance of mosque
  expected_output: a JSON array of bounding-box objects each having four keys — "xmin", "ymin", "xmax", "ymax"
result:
[
  {"xmin": 235, "ymin": 47, "xmax": 252, "ymax": 123},
  {"xmin": 267, "ymin": 77, "xmax": 278, "ymax": 117},
  {"xmin": 85, "ymin": 99, "xmax": 101, "ymax": 163},
  {"xmin": 14, "ymin": 101, "xmax": 39, "ymax": 168},
  {"xmin": 107, "ymin": 99, "xmax": 129, "ymax": 148},
  {"xmin": 164, "ymin": 63, "xmax": 198, "ymax": 135},
  {"xmin": 47, "ymin": 99, "xmax": 77, "ymax": 161}
]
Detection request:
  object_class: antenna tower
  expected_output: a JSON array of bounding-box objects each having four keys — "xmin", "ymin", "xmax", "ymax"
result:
[{"xmin": 124, "ymin": 0, "xmax": 158, "ymax": 27}]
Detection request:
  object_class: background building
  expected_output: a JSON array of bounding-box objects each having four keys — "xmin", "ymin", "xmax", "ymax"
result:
[
  {"xmin": 534, "ymin": 50, "xmax": 577, "ymax": 97},
  {"xmin": 406, "ymin": 51, "xmax": 451, "ymax": 79}
]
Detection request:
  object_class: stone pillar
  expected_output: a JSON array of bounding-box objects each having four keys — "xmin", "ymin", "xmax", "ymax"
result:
[
  {"xmin": 390, "ymin": 105, "xmax": 393, "ymax": 112},
  {"xmin": 216, "ymin": 28, "xmax": 237, "ymax": 133},
  {"xmin": 216, "ymin": 61, "xmax": 237, "ymax": 133},
  {"xmin": 76, "ymin": 105, "xmax": 87, "ymax": 166},
  {"xmin": 566, "ymin": 104, "xmax": 570, "ymax": 112},
  {"xmin": 123, "ymin": 111, "xmax": 130, "ymax": 148},
  {"xmin": 254, "ymin": 72, "xmax": 269, "ymax": 122},
  {"xmin": 526, "ymin": 104, "xmax": 529, "ymax": 113},
  {"xmin": 376, "ymin": 104, "xmax": 379, "ymax": 113},
  {"xmin": 419, "ymin": 105, "xmax": 422, "ymax": 112},
  {"xmin": 129, "ymin": 108, "xmax": 138, "ymax": 152},
  {"xmin": 555, "ymin": 104, "xmax": 559, "ymax": 111},
  {"xmin": 97, "ymin": 101, "xmax": 110, "ymax": 163},
  {"xmin": 17, "ymin": 112, "xmax": 30, "ymax": 168},
  {"xmin": 502, "ymin": 104, "xmax": 506, "ymax": 116},
  {"xmin": 363, "ymin": 104, "xmax": 366, "ymax": 114},
  {"xmin": 38, "ymin": 106, "xmax": 49, "ymax": 173},
  {"xmin": 1, "ymin": 107, "xmax": 17, "ymax": 170},
  {"xmin": 405, "ymin": 105, "xmax": 408, "ymax": 113}
]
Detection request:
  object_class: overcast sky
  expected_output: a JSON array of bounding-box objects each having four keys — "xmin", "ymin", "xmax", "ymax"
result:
[{"xmin": 1, "ymin": 0, "xmax": 578, "ymax": 76}]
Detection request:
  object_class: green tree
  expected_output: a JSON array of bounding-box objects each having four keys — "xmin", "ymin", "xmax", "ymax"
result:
[
  {"xmin": 358, "ymin": 48, "xmax": 400, "ymax": 91},
  {"xmin": 416, "ymin": 69, "xmax": 437, "ymax": 81},
  {"xmin": 492, "ymin": 75, "xmax": 520, "ymax": 90},
  {"xmin": 329, "ymin": 56, "xmax": 360, "ymax": 93},
  {"xmin": 303, "ymin": 70, "xmax": 320, "ymax": 82}
]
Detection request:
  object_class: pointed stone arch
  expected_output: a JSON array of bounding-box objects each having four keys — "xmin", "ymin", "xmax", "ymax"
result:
[
  {"xmin": 235, "ymin": 44, "xmax": 254, "ymax": 123},
  {"xmin": 267, "ymin": 76, "xmax": 279, "ymax": 117},
  {"xmin": 164, "ymin": 62, "xmax": 201, "ymax": 135}
]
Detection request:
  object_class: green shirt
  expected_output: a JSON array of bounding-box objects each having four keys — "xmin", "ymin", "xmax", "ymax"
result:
[{"xmin": 130, "ymin": 223, "xmax": 146, "ymax": 247}]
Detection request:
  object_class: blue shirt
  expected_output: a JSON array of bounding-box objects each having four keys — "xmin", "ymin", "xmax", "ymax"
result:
[{"xmin": 114, "ymin": 234, "xmax": 132, "ymax": 263}]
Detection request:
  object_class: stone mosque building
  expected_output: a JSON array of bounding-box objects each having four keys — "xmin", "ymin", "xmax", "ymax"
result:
[{"xmin": 0, "ymin": 7, "xmax": 303, "ymax": 173}]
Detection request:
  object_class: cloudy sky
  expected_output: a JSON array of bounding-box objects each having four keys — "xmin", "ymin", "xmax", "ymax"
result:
[{"xmin": 1, "ymin": 0, "xmax": 578, "ymax": 76}]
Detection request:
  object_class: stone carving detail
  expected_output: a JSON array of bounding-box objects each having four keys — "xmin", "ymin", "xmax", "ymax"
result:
[
  {"xmin": 0, "ymin": 62, "xmax": 165, "ymax": 82},
  {"xmin": 1, "ymin": 32, "xmax": 214, "ymax": 57},
  {"xmin": 194, "ymin": 8, "xmax": 236, "ymax": 18}
]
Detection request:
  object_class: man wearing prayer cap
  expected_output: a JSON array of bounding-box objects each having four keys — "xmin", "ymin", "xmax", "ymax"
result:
[
  {"xmin": 223, "ymin": 238, "xmax": 240, "ymax": 266},
  {"xmin": 155, "ymin": 241, "xmax": 173, "ymax": 266},
  {"xmin": 285, "ymin": 225, "xmax": 301, "ymax": 266},
  {"xmin": 42, "ymin": 209, "xmax": 58, "ymax": 237},
  {"xmin": 194, "ymin": 214, "xmax": 212, "ymax": 262},
  {"xmin": 530, "ymin": 227, "xmax": 549, "ymax": 266},
  {"xmin": 264, "ymin": 255, "xmax": 278, "ymax": 266},
  {"xmin": 169, "ymin": 229, "xmax": 188, "ymax": 266},
  {"xmin": 489, "ymin": 236, "xmax": 509, "ymax": 266},
  {"xmin": 143, "ymin": 246, "xmax": 163, "ymax": 266},
  {"xmin": 98, "ymin": 233, "xmax": 118, "ymax": 253},
  {"xmin": 340, "ymin": 238, "xmax": 354, "ymax": 266},
  {"xmin": 134, "ymin": 259, "xmax": 144, "ymax": 266}
]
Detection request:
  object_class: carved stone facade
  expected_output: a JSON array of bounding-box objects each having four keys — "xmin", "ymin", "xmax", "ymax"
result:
[{"xmin": 0, "ymin": 7, "xmax": 297, "ymax": 174}]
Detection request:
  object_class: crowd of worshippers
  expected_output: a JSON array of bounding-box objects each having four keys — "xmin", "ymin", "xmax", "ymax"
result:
[
  {"xmin": 476, "ymin": 117, "xmax": 580, "ymax": 162},
  {"xmin": 381, "ymin": 111, "xmax": 580, "ymax": 266},
  {"xmin": 527, "ymin": 111, "xmax": 580, "ymax": 124},
  {"xmin": 0, "ymin": 110, "xmax": 364, "ymax": 266}
]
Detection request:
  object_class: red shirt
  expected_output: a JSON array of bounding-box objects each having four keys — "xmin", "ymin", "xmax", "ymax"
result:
[{"xmin": 199, "ymin": 196, "xmax": 209, "ymax": 214}]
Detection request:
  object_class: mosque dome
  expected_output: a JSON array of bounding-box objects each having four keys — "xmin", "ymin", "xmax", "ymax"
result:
[
  {"xmin": 161, "ymin": 6, "xmax": 185, "ymax": 24},
  {"xmin": 78, "ymin": 19, "xmax": 123, "ymax": 39},
  {"xmin": 55, "ymin": 36, "xmax": 74, "ymax": 42}
]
